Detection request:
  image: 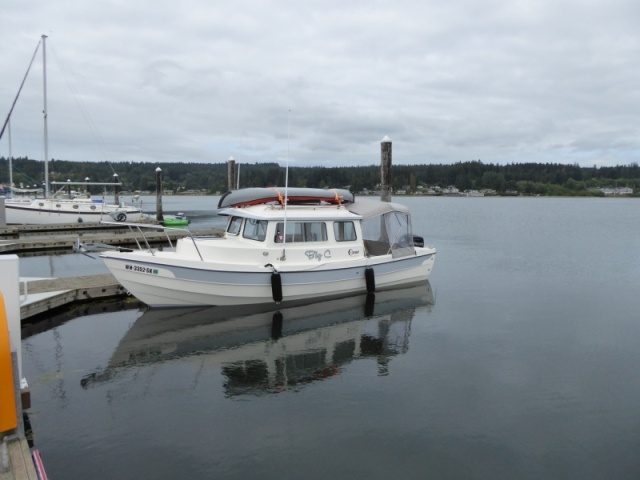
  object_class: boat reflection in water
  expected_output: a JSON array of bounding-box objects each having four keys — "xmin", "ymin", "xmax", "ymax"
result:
[{"xmin": 81, "ymin": 281, "xmax": 434, "ymax": 396}]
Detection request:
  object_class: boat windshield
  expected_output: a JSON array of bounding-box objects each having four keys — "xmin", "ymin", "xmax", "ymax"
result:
[
  {"xmin": 243, "ymin": 219, "xmax": 268, "ymax": 242},
  {"xmin": 227, "ymin": 216, "xmax": 243, "ymax": 235}
]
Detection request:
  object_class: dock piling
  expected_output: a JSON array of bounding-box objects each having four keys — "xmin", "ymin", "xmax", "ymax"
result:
[
  {"xmin": 155, "ymin": 167, "xmax": 164, "ymax": 222},
  {"xmin": 227, "ymin": 156, "xmax": 237, "ymax": 191},
  {"xmin": 113, "ymin": 173, "xmax": 120, "ymax": 205},
  {"xmin": 380, "ymin": 136, "xmax": 392, "ymax": 202}
]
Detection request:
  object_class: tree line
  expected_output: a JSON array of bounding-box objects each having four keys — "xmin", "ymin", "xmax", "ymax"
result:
[{"xmin": 1, "ymin": 157, "xmax": 639, "ymax": 196}]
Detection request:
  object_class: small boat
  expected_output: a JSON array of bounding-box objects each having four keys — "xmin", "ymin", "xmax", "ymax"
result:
[
  {"xmin": 162, "ymin": 213, "xmax": 190, "ymax": 228},
  {"xmin": 4, "ymin": 195, "xmax": 143, "ymax": 224},
  {"xmin": 1, "ymin": 35, "xmax": 143, "ymax": 225},
  {"xmin": 100, "ymin": 187, "xmax": 436, "ymax": 307}
]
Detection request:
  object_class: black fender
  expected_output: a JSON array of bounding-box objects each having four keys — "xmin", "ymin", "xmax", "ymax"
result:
[{"xmin": 365, "ymin": 267, "xmax": 375, "ymax": 293}]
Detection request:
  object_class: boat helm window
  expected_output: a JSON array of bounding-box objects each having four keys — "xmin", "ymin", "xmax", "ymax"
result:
[
  {"xmin": 227, "ymin": 216, "xmax": 243, "ymax": 236},
  {"xmin": 275, "ymin": 221, "xmax": 327, "ymax": 243},
  {"xmin": 243, "ymin": 219, "xmax": 268, "ymax": 242},
  {"xmin": 333, "ymin": 221, "xmax": 357, "ymax": 242}
]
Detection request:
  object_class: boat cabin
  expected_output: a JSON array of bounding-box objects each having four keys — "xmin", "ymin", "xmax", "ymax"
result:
[{"xmin": 219, "ymin": 199, "xmax": 418, "ymax": 260}]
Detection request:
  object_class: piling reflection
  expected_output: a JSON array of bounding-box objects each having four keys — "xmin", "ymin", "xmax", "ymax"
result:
[{"xmin": 81, "ymin": 281, "xmax": 435, "ymax": 395}]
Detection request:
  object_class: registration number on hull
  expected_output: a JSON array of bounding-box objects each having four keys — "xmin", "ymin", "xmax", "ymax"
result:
[{"xmin": 125, "ymin": 264, "xmax": 158, "ymax": 275}]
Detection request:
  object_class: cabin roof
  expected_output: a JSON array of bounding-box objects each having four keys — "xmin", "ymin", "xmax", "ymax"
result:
[
  {"xmin": 219, "ymin": 203, "xmax": 361, "ymax": 221},
  {"xmin": 345, "ymin": 199, "xmax": 410, "ymax": 219}
]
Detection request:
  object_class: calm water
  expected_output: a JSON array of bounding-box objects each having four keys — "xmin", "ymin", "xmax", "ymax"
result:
[{"xmin": 21, "ymin": 196, "xmax": 640, "ymax": 479}]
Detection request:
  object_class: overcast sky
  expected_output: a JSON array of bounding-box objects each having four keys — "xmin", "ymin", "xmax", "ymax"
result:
[{"xmin": 2, "ymin": 0, "xmax": 640, "ymax": 169}]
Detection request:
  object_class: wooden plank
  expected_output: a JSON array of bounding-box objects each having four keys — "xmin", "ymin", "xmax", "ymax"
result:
[
  {"xmin": 6, "ymin": 438, "xmax": 37, "ymax": 480},
  {"xmin": 0, "ymin": 228, "xmax": 222, "ymax": 254},
  {"xmin": 19, "ymin": 440, "xmax": 38, "ymax": 480},
  {"xmin": 22, "ymin": 274, "xmax": 118, "ymax": 295},
  {"xmin": 20, "ymin": 274, "xmax": 128, "ymax": 321}
]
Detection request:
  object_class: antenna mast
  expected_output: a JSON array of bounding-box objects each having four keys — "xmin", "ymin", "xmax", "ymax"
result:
[
  {"xmin": 42, "ymin": 34, "xmax": 50, "ymax": 198},
  {"xmin": 280, "ymin": 110, "xmax": 291, "ymax": 261}
]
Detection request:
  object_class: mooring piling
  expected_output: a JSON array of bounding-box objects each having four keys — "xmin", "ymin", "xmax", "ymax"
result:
[
  {"xmin": 380, "ymin": 136, "xmax": 392, "ymax": 202},
  {"xmin": 155, "ymin": 167, "xmax": 163, "ymax": 222},
  {"xmin": 227, "ymin": 156, "xmax": 237, "ymax": 191}
]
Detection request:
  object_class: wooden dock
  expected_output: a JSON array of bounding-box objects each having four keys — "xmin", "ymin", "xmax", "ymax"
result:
[
  {"xmin": 0, "ymin": 222, "xmax": 222, "ymax": 254},
  {"xmin": 0, "ymin": 437, "xmax": 39, "ymax": 480},
  {"xmin": 19, "ymin": 274, "xmax": 128, "ymax": 321}
]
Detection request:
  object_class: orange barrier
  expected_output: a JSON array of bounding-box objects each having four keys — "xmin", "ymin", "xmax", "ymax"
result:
[{"xmin": 0, "ymin": 292, "xmax": 17, "ymax": 432}]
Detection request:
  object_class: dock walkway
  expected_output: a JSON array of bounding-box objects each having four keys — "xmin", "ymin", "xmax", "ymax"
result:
[
  {"xmin": 20, "ymin": 273, "xmax": 126, "ymax": 321},
  {"xmin": 0, "ymin": 223, "xmax": 222, "ymax": 254},
  {"xmin": 0, "ymin": 437, "xmax": 38, "ymax": 480}
]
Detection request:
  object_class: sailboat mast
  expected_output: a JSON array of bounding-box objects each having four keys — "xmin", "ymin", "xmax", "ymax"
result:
[
  {"xmin": 42, "ymin": 34, "xmax": 49, "ymax": 198},
  {"xmin": 8, "ymin": 120, "xmax": 13, "ymax": 196}
]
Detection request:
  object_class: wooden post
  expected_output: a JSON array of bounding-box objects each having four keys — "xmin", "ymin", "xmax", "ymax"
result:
[
  {"xmin": 227, "ymin": 156, "xmax": 236, "ymax": 191},
  {"xmin": 156, "ymin": 167, "xmax": 164, "ymax": 222},
  {"xmin": 380, "ymin": 136, "xmax": 392, "ymax": 202},
  {"xmin": 113, "ymin": 173, "xmax": 120, "ymax": 205}
]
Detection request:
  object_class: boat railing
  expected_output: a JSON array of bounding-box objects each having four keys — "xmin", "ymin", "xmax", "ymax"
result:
[{"xmin": 99, "ymin": 221, "xmax": 205, "ymax": 261}]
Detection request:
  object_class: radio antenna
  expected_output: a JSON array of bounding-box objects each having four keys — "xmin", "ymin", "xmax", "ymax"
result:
[{"xmin": 280, "ymin": 109, "xmax": 291, "ymax": 261}]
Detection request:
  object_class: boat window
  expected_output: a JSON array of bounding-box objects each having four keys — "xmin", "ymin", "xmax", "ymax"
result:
[
  {"xmin": 227, "ymin": 216, "xmax": 243, "ymax": 235},
  {"xmin": 275, "ymin": 222, "xmax": 327, "ymax": 243},
  {"xmin": 243, "ymin": 219, "xmax": 268, "ymax": 242},
  {"xmin": 333, "ymin": 221, "xmax": 357, "ymax": 242}
]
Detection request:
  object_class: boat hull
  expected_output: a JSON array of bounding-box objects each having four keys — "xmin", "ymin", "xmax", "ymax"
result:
[
  {"xmin": 4, "ymin": 199, "xmax": 143, "ymax": 225},
  {"xmin": 101, "ymin": 249, "xmax": 436, "ymax": 307}
]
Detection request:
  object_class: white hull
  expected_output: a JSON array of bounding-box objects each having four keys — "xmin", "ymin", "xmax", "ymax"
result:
[
  {"xmin": 4, "ymin": 198, "xmax": 143, "ymax": 224},
  {"xmin": 101, "ymin": 247, "xmax": 435, "ymax": 307}
]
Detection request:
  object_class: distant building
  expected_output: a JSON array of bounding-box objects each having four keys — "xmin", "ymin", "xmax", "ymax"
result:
[
  {"xmin": 442, "ymin": 186, "xmax": 461, "ymax": 196},
  {"xmin": 600, "ymin": 187, "xmax": 633, "ymax": 196},
  {"xmin": 463, "ymin": 190, "xmax": 484, "ymax": 197}
]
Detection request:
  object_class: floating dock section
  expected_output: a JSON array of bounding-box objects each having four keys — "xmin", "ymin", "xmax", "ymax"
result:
[
  {"xmin": 19, "ymin": 274, "xmax": 127, "ymax": 322},
  {"xmin": 0, "ymin": 222, "xmax": 222, "ymax": 254}
]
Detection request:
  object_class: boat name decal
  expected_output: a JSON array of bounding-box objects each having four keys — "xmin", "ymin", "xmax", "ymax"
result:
[
  {"xmin": 305, "ymin": 250, "xmax": 331, "ymax": 261},
  {"xmin": 348, "ymin": 249, "xmax": 360, "ymax": 256},
  {"xmin": 125, "ymin": 264, "xmax": 159, "ymax": 275}
]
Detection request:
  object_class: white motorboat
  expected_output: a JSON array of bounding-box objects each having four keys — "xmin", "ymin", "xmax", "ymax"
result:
[{"xmin": 100, "ymin": 187, "xmax": 436, "ymax": 307}]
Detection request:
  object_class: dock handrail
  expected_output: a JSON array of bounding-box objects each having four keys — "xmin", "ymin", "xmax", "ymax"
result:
[{"xmin": 99, "ymin": 221, "xmax": 205, "ymax": 261}]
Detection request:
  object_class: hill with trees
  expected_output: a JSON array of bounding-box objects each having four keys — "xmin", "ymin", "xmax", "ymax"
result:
[{"xmin": 1, "ymin": 157, "xmax": 639, "ymax": 196}]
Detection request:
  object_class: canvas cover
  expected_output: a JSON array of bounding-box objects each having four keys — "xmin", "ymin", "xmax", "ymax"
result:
[{"xmin": 348, "ymin": 200, "xmax": 416, "ymax": 258}]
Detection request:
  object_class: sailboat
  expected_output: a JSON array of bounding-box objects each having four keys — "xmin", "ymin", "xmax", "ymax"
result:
[{"xmin": 2, "ymin": 35, "xmax": 143, "ymax": 225}]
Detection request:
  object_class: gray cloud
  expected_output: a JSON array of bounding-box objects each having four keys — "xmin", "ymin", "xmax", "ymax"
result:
[{"xmin": 2, "ymin": 0, "xmax": 640, "ymax": 168}]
